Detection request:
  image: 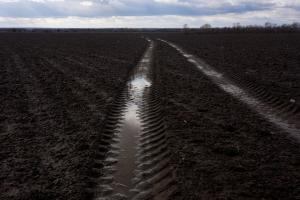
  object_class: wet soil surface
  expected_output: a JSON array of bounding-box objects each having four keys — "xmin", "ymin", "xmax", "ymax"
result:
[
  {"xmin": 152, "ymin": 41, "xmax": 300, "ymax": 199},
  {"xmin": 96, "ymin": 41, "xmax": 154, "ymax": 198},
  {"xmin": 1, "ymin": 32, "xmax": 300, "ymax": 200},
  {"xmin": 155, "ymin": 33, "xmax": 300, "ymax": 106},
  {"xmin": 0, "ymin": 33, "xmax": 147, "ymax": 200},
  {"xmin": 95, "ymin": 41, "xmax": 176, "ymax": 199},
  {"xmin": 160, "ymin": 39, "xmax": 300, "ymax": 142}
]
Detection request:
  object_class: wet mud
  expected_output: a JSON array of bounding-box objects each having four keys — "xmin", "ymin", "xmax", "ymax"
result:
[
  {"xmin": 94, "ymin": 40, "xmax": 176, "ymax": 199},
  {"xmin": 152, "ymin": 41, "xmax": 300, "ymax": 199},
  {"xmin": 155, "ymin": 33, "xmax": 300, "ymax": 106},
  {"xmin": 1, "ymin": 32, "xmax": 299, "ymax": 200},
  {"xmin": 160, "ymin": 39, "xmax": 300, "ymax": 142},
  {"xmin": 0, "ymin": 33, "xmax": 148, "ymax": 200}
]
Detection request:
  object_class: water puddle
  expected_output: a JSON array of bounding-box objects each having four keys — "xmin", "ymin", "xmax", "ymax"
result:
[
  {"xmin": 112, "ymin": 43, "xmax": 152, "ymax": 197},
  {"xmin": 96, "ymin": 40, "xmax": 155, "ymax": 199},
  {"xmin": 160, "ymin": 39, "xmax": 300, "ymax": 143}
]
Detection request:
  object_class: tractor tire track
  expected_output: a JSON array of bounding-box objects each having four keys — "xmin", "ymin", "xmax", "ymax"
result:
[
  {"xmin": 131, "ymin": 88, "xmax": 177, "ymax": 200},
  {"xmin": 91, "ymin": 40, "xmax": 176, "ymax": 199},
  {"xmin": 159, "ymin": 39, "xmax": 300, "ymax": 142},
  {"xmin": 228, "ymin": 73, "xmax": 300, "ymax": 122}
]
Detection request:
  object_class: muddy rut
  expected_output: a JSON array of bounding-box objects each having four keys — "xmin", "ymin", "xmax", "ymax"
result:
[
  {"xmin": 159, "ymin": 39, "xmax": 300, "ymax": 143},
  {"xmin": 92, "ymin": 38, "xmax": 299, "ymax": 199},
  {"xmin": 91, "ymin": 40, "xmax": 176, "ymax": 199}
]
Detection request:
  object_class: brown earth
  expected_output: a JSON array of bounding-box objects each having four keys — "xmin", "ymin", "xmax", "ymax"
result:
[
  {"xmin": 1, "ymin": 32, "xmax": 300, "ymax": 200},
  {"xmin": 0, "ymin": 33, "xmax": 147, "ymax": 200},
  {"xmin": 152, "ymin": 40, "xmax": 300, "ymax": 200},
  {"xmin": 155, "ymin": 33, "xmax": 300, "ymax": 106}
]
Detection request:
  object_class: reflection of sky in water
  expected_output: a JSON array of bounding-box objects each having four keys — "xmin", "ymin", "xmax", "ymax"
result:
[
  {"xmin": 187, "ymin": 58, "xmax": 223, "ymax": 78},
  {"xmin": 220, "ymin": 83, "xmax": 243, "ymax": 96},
  {"xmin": 114, "ymin": 101, "xmax": 140, "ymax": 193},
  {"xmin": 130, "ymin": 76, "xmax": 151, "ymax": 91},
  {"xmin": 141, "ymin": 58, "xmax": 150, "ymax": 63},
  {"xmin": 124, "ymin": 103, "xmax": 140, "ymax": 127},
  {"xmin": 111, "ymin": 42, "xmax": 154, "ymax": 196}
]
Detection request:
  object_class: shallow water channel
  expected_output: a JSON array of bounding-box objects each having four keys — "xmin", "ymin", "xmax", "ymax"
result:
[
  {"xmin": 98, "ymin": 40, "xmax": 154, "ymax": 199},
  {"xmin": 112, "ymin": 43, "xmax": 152, "ymax": 196}
]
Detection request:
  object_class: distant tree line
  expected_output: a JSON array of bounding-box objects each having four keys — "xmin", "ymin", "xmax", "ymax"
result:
[
  {"xmin": 1, "ymin": 22, "xmax": 299, "ymax": 33},
  {"xmin": 183, "ymin": 22, "xmax": 300, "ymax": 33}
]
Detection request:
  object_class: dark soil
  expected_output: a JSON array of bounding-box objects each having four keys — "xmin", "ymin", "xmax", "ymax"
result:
[
  {"xmin": 0, "ymin": 33, "xmax": 147, "ymax": 200},
  {"xmin": 152, "ymin": 41, "xmax": 300, "ymax": 199},
  {"xmin": 156, "ymin": 33, "xmax": 300, "ymax": 106},
  {"xmin": 1, "ymin": 32, "xmax": 299, "ymax": 200}
]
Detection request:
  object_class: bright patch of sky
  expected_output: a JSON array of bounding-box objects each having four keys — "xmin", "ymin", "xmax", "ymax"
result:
[{"xmin": 0, "ymin": 0, "xmax": 299, "ymax": 27}]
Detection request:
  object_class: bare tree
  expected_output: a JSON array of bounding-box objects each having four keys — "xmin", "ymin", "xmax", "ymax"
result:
[
  {"xmin": 292, "ymin": 22, "xmax": 300, "ymax": 29},
  {"xmin": 233, "ymin": 22, "xmax": 241, "ymax": 28},
  {"xmin": 201, "ymin": 24, "xmax": 212, "ymax": 29},
  {"xmin": 183, "ymin": 24, "xmax": 189, "ymax": 34},
  {"xmin": 265, "ymin": 22, "xmax": 277, "ymax": 28}
]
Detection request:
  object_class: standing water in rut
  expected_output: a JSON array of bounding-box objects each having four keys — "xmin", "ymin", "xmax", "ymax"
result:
[
  {"xmin": 95, "ymin": 40, "xmax": 176, "ymax": 199},
  {"xmin": 111, "ymin": 44, "xmax": 152, "ymax": 196}
]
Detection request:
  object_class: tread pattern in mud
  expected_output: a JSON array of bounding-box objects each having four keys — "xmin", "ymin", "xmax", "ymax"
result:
[
  {"xmin": 132, "ymin": 89, "xmax": 177, "ymax": 199},
  {"xmin": 152, "ymin": 40, "xmax": 300, "ymax": 200},
  {"xmin": 161, "ymin": 39, "xmax": 300, "ymax": 141},
  {"xmin": 88, "ymin": 41, "xmax": 176, "ymax": 199},
  {"xmin": 229, "ymin": 73, "xmax": 300, "ymax": 126},
  {"xmin": 157, "ymin": 33, "xmax": 300, "ymax": 106},
  {"xmin": 90, "ymin": 90, "xmax": 128, "ymax": 198}
]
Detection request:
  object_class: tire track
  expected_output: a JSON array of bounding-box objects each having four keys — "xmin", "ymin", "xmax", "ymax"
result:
[
  {"xmin": 131, "ymin": 88, "xmax": 177, "ymax": 200},
  {"xmin": 159, "ymin": 39, "xmax": 300, "ymax": 142},
  {"xmin": 92, "ymin": 40, "xmax": 176, "ymax": 199},
  {"xmin": 229, "ymin": 73, "xmax": 300, "ymax": 120}
]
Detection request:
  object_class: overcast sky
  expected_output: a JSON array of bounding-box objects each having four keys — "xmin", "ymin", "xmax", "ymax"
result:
[{"xmin": 0, "ymin": 0, "xmax": 299, "ymax": 28}]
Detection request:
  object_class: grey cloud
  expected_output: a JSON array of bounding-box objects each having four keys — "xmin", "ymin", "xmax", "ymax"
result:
[{"xmin": 0, "ymin": 0, "xmax": 286, "ymax": 18}]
